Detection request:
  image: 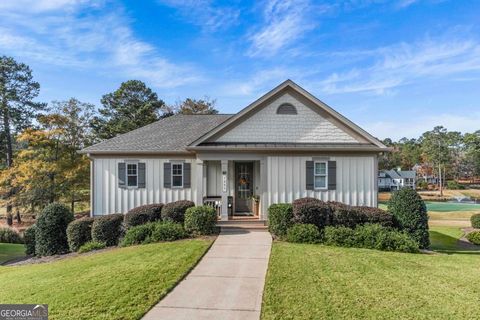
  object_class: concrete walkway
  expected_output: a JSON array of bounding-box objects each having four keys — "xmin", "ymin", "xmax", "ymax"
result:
[{"xmin": 143, "ymin": 229, "xmax": 272, "ymax": 320}]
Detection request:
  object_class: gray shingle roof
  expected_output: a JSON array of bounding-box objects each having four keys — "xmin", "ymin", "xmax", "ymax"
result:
[{"xmin": 81, "ymin": 114, "xmax": 232, "ymax": 154}]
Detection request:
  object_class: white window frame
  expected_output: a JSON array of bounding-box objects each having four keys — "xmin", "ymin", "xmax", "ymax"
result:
[
  {"xmin": 314, "ymin": 161, "xmax": 328, "ymax": 190},
  {"xmin": 126, "ymin": 161, "xmax": 138, "ymax": 188},
  {"xmin": 171, "ymin": 162, "xmax": 183, "ymax": 188}
]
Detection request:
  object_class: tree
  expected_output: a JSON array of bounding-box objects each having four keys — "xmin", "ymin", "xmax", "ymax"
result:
[
  {"xmin": 174, "ymin": 97, "xmax": 219, "ymax": 115},
  {"xmin": 90, "ymin": 80, "xmax": 167, "ymax": 140},
  {"xmin": 420, "ymin": 126, "xmax": 451, "ymax": 196},
  {"xmin": 0, "ymin": 56, "xmax": 45, "ymax": 225},
  {"xmin": 50, "ymin": 99, "xmax": 94, "ymax": 212},
  {"xmin": 464, "ymin": 130, "xmax": 480, "ymax": 181},
  {"xmin": 0, "ymin": 99, "xmax": 93, "ymax": 214}
]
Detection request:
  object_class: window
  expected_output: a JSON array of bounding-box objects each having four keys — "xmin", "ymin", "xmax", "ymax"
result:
[
  {"xmin": 276, "ymin": 103, "xmax": 297, "ymax": 115},
  {"xmin": 172, "ymin": 163, "xmax": 183, "ymax": 188},
  {"xmin": 314, "ymin": 161, "xmax": 327, "ymax": 189},
  {"xmin": 127, "ymin": 163, "xmax": 138, "ymax": 187}
]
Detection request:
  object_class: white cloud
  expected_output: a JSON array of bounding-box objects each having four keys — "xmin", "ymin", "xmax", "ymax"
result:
[
  {"xmin": 0, "ymin": 1, "xmax": 200, "ymax": 88},
  {"xmin": 247, "ymin": 0, "xmax": 317, "ymax": 57},
  {"xmin": 319, "ymin": 38, "xmax": 480, "ymax": 94},
  {"xmin": 364, "ymin": 112, "xmax": 480, "ymax": 140},
  {"xmin": 157, "ymin": 0, "xmax": 240, "ymax": 31},
  {"xmin": 0, "ymin": 0, "xmax": 99, "ymax": 13}
]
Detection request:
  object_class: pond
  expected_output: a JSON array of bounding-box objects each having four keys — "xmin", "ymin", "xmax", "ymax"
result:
[{"xmin": 379, "ymin": 201, "xmax": 480, "ymax": 212}]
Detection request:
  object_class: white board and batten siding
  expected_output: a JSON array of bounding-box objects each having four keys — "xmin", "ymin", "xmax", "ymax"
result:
[
  {"xmin": 92, "ymin": 157, "xmax": 197, "ymax": 215},
  {"xmin": 265, "ymin": 155, "xmax": 377, "ymax": 208}
]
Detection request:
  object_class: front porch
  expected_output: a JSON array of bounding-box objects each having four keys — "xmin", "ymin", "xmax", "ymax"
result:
[{"xmin": 195, "ymin": 157, "xmax": 267, "ymax": 221}]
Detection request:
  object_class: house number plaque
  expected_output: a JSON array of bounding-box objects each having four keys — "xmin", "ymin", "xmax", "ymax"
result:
[{"xmin": 222, "ymin": 174, "xmax": 227, "ymax": 192}]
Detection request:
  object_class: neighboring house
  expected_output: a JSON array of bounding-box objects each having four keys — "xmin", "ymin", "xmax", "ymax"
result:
[
  {"xmin": 80, "ymin": 80, "xmax": 389, "ymax": 220},
  {"xmin": 413, "ymin": 163, "xmax": 439, "ymax": 185},
  {"xmin": 378, "ymin": 169, "xmax": 416, "ymax": 191}
]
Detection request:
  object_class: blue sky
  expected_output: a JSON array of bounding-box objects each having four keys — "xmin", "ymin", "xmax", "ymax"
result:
[{"xmin": 1, "ymin": 0, "xmax": 479, "ymax": 140}]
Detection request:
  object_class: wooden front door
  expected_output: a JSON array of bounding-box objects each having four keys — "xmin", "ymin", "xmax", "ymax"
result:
[{"xmin": 235, "ymin": 162, "xmax": 254, "ymax": 213}]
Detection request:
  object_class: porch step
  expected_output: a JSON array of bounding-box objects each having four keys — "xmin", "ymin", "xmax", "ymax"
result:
[{"xmin": 216, "ymin": 220, "xmax": 268, "ymax": 230}]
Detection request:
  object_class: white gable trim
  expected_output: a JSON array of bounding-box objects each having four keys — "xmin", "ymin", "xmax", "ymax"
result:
[{"xmin": 188, "ymin": 80, "xmax": 387, "ymax": 150}]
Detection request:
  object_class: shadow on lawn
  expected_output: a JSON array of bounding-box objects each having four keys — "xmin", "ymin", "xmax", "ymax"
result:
[{"xmin": 429, "ymin": 230, "xmax": 480, "ymax": 255}]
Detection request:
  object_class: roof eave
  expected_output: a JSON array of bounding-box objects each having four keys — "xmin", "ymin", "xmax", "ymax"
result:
[{"xmin": 186, "ymin": 146, "xmax": 390, "ymax": 152}]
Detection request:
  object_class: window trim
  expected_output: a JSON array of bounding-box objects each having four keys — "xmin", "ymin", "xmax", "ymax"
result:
[
  {"xmin": 313, "ymin": 161, "xmax": 328, "ymax": 190},
  {"xmin": 171, "ymin": 162, "xmax": 184, "ymax": 188},
  {"xmin": 126, "ymin": 161, "xmax": 139, "ymax": 188}
]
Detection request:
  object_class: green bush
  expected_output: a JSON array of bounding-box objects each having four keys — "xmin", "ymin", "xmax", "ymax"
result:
[
  {"xmin": 35, "ymin": 203, "xmax": 74, "ymax": 256},
  {"xmin": 78, "ymin": 241, "xmax": 106, "ymax": 253},
  {"xmin": 91, "ymin": 214, "xmax": 124, "ymax": 247},
  {"xmin": 417, "ymin": 180, "xmax": 428, "ymax": 190},
  {"xmin": 0, "ymin": 227, "xmax": 22, "ymax": 244},
  {"xmin": 24, "ymin": 225, "xmax": 36, "ymax": 255},
  {"xmin": 161, "ymin": 200, "xmax": 195, "ymax": 223},
  {"xmin": 286, "ymin": 224, "xmax": 321, "ymax": 243},
  {"xmin": 150, "ymin": 221, "xmax": 187, "ymax": 242},
  {"xmin": 324, "ymin": 224, "xmax": 418, "ymax": 253},
  {"xmin": 292, "ymin": 198, "xmax": 332, "ymax": 231},
  {"xmin": 268, "ymin": 204, "xmax": 294, "ymax": 239},
  {"xmin": 124, "ymin": 204, "xmax": 163, "ymax": 229},
  {"xmin": 447, "ymin": 181, "xmax": 465, "ymax": 190},
  {"xmin": 466, "ymin": 231, "xmax": 480, "ymax": 245},
  {"xmin": 120, "ymin": 223, "xmax": 156, "ymax": 247},
  {"xmin": 354, "ymin": 206, "xmax": 395, "ymax": 227},
  {"xmin": 324, "ymin": 225, "xmax": 356, "ymax": 247},
  {"xmin": 66, "ymin": 217, "xmax": 94, "ymax": 252},
  {"xmin": 387, "ymin": 189, "xmax": 430, "ymax": 249},
  {"xmin": 471, "ymin": 214, "xmax": 480, "ymax": 228},
  {"xmin": 184, "ymin": 206, "xmax": 217, "ymax": 235}
]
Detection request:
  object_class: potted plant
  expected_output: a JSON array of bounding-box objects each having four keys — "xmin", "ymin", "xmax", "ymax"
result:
[{"xmin": 250, "ymin": 195, "xmax": 260, "ymax": 216}]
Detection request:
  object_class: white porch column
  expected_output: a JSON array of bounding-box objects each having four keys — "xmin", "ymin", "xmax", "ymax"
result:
[
  {"xmin": 260, "ymin": 158, "xmax": 267, "ymax": 220},
  {"xmin": 221, "ymin": 159, "xmax": 229, "ymax": 220},
  {"xmin": 195, "ymin": 159, "xmax": 205, "ymax": 206}
]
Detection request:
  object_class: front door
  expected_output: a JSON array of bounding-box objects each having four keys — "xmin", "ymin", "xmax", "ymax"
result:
[{"xmin": 235, "ymin": 162, "xmax": 254, "ymax": 213}]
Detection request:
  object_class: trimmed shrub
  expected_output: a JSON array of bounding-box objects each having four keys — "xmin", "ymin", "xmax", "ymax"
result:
[
  {"xmin": 161, "ymin": 200, "xmax": 195, "ymax": 223},
  {"xmin": 67, "ymin": 217, "xmax": 94, "ymax": 252},
  {"xmin": 125, "ymin": 204, "xmax": 164, "ymax": 228},
  {"xmin": 388, "ymin": 189, "xmax": 430, "ymax": 249},
  {"xmin": 78, "ymin": 241, "xmax": 106, "ymax": 253},
  {"xmin": 466, "ymin": 231, "xmax": 480, "ymax": 245},
  {"xmin": 324, "ymin": 224, "xmax": 419, "ymax": 253},
  {"xmin": 268, "ymin": 204, "xmax": 294, "ymax": 239},
  {"xmin": 471, "ymin": 214, "xmax": 480, "ymax": 229},
  {"xmin": 35, "ymin": 203, "xmax": 74, "ymax": 256},
  {"xmin": 24, "ymin": 225, "xmax": 36, "ymax": 255},
  {"xmin": 120, "ymin": 223, "xmax": 156, "ymax": 247},
  {"xmin": 354, "ymin": 206, "xmax": 395, "ymax": 227},
  {"xmin": 0, "ymin": 227, "xmax": 22, "ymax": 244},
  {"xmin": 286, "ymin": 224, "xmax": 321, "ymax": 243},
  {"xmin": 91, "ymin": 214, "xmax": 124, "ymax": 247},
  {"xmin": 324, "ymin": 226, "xmax": 356, "ymax": 247},
  {"xmin": 292, "ymin": 197, "xmax": 332, "ymax": 230},
  {"xmin": 184, "ymin": 206, "xmax": 217, "ymax": 236},
  {"xmin": 150, "ymin": 221, "xmax": 187, "ymax": 242}
]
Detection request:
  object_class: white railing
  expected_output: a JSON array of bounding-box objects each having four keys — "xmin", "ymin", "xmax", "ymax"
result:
[{"xmin": 203, "ymin": 197, "xmax": 222, "ymax": 218}]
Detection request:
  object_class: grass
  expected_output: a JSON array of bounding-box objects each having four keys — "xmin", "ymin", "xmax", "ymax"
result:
[
  {"xmin": 262, "ymin": 242, "xmax": 480, "ymax": 320},
  {"xmin": 429, "ymin": 226, "xmax": 465, "ymax": 251},
  {"xmin": 0, "ymin": 243, "xmax": 25, "ymax": 264},
  {"xmin": 0, "ymin": 239, "xmax": 212, "ymax": 320}
]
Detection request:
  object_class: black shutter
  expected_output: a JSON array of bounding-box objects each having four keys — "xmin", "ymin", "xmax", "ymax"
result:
[
  {"xmin": 164, "ymin": 162, "xmax": 171, "ymax": 188},
  {"xmin": 306, "ymin": 161, "xmax": 314, "ymax": 190},
  {"xmin": 138, "ymin": 163, "xmax": 146, "ymax": 188},
  {"xmin": 183, "ymin": 163, "xmax": 191, "ymax": 188},
  {"xmin": 118, "ymin": 162, "xmax": 126, "ymax": 188},
  {"xmin": 328, "ymin": 161, "xmax": 337, "ymax": 190}
]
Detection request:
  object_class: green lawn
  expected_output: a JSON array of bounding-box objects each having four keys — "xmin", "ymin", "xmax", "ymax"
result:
[
  {"xmin": 0, "ymin": 243, "xmax": 26, "ymax": 264},
  {"xmin": 429, "ymin": 226, "xmax": 466, "ymax": 251},
  {"xmin": 0, "ymin": 239, "xmax": 212, "ymax": 320},
  {"xmin": 262, "ymin": 242, "xmax": 480, "ymax": 320}
]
